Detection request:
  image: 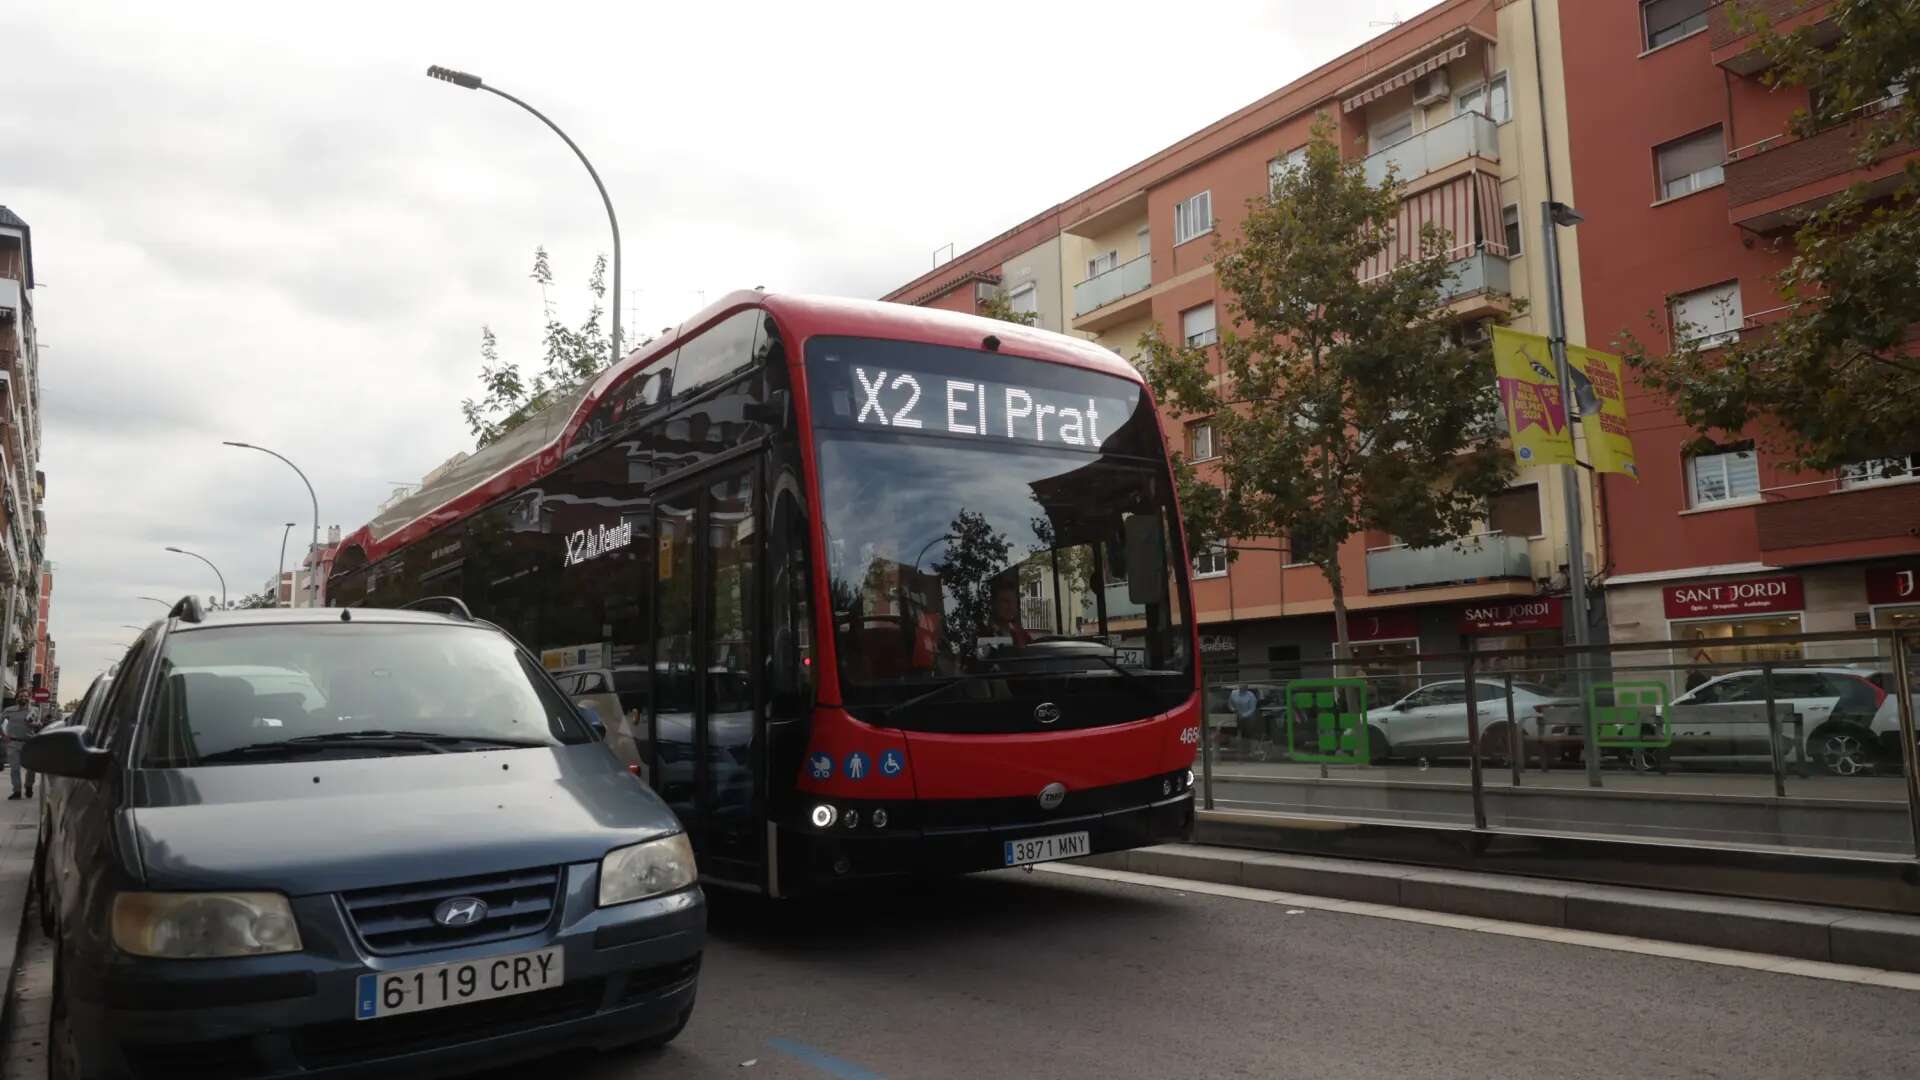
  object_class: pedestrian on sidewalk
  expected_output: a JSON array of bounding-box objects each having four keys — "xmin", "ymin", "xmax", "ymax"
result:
[{"xmin": 4, "ymin": 694, "xmax": 36, "ymax": 800}]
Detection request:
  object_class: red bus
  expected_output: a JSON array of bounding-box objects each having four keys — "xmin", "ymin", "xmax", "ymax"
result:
[{"xmin": 330, "ymin": 292, "xmax": 1200, "ymax": 895}]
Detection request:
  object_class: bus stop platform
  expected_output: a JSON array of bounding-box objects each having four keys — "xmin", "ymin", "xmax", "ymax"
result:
[{"xmin": 1074, "ymin": 839, "xmax": 1920, "ymax": 973}]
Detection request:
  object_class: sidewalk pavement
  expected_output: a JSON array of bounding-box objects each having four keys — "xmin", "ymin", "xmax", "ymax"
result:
[{"xmin": 0, "ymin": 791, "xmax": 39, "ymax": 1038}]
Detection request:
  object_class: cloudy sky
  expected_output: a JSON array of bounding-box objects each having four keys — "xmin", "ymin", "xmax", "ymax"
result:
[{"xmin": 5, "ymin": 0, "xmax": 1439, "ymax": 690}]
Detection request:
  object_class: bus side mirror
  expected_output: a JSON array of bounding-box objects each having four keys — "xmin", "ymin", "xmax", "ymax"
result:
[{"xmin": 1124, "ymin": 514, "xmax": 1165, "ymax": 604}]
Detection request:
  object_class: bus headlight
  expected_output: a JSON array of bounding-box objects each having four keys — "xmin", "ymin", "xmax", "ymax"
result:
[
  {"xmin": 598, "ymin": 833, "xmax": 697, "ymax": 907},
  {"xmin": 810, "ymin": 804, "xmax": 837, "ymax": 829},
  {"xmin": 112, "ymin": 892, "xmax": 302, "ymax": 958}
]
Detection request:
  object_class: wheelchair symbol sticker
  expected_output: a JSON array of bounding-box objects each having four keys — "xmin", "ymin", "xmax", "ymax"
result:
[{"xmin": 879, "ymin": 748, "xmax": 905, "ymax": 777}]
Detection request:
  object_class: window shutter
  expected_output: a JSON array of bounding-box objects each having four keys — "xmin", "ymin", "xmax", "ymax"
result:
[{"xmin": 1658, "ymin": 127, "xmax": 1724, "ymax": 186}]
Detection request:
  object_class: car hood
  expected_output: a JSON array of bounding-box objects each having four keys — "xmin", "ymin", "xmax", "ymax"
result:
[{"xmin": 126, "ymin": 743, "xmax": 680, "ymax": 894}]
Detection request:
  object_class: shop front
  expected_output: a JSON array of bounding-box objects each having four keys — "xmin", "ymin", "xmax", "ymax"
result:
[
  {"xmin": 1460, "ymin": 596, "xmax": 1567, "ymax": 686},
  {"xmin": 1662, "ymin": 573, "xmax": 1808, "ymax": 668}
]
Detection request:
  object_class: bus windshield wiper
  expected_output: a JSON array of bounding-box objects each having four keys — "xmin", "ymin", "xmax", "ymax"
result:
[
  {"xmin": 1079, "ymin": 653, "xmax": 1170, "ymax": 705},
  {"xmin": 883, "ymin": 673, "xmax": 1006, "ymax": 721}
]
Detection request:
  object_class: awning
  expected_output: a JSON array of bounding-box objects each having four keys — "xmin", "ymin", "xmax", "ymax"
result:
[{"xmin": 1343, "ymin": 41, "xmax": 1470, "ymax": 113}]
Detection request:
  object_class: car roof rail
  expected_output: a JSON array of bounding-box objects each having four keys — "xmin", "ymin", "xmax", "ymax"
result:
[
  {"xmin": 169, "ymin": 595, "xmax": 205, "ymax": 624},
  {"xmin": 399, "ymin": 596, "xmax": 475, "ymax": 622}
]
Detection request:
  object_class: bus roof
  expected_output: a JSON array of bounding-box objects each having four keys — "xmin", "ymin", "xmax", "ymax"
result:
[{"xmin": 333, "ymin": 291, "xmax": 1144, "ymax": 568}]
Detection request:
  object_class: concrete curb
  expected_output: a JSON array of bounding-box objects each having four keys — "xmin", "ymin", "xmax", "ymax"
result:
[{"xmin": 1076, "ymin": 843, "xmax": 1920, "ymax": 973}]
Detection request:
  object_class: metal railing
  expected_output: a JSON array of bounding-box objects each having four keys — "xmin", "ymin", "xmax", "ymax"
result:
[
  {"xmin": 1195, "ymin": 627, "xmax": 1920, "ymax": 858},
  {"xmin": 1072, "ymin": 253, "xmax": 1152, "ymax": 317},
  {"xmin": 1363, "ymin": 111, "xmax": 1500, "ymax": 188}
]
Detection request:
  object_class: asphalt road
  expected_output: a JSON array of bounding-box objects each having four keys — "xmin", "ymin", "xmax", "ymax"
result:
[
  {"xmin": 482, "ymin": 869, "xmax": 1916, "ymax": 1080},
  {"xmin": 7, "ymin": 867, "xmax": 1915, "ymax": 1079}
]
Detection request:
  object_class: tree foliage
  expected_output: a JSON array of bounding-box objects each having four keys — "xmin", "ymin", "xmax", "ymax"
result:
[
  {"xmin": 461, "ymin": 248, "xmax": 634, "ymax": 449},
  {"xmin": 234, "ymin": 588, "xmax": 278, "ymax": 609},
  {"xmin": 1621, "ymin": 0, "xmax": 1920, "ymax": 471},
  {"xmin": 1136, "ymin": 117, "xmax": 1512, "ymax": 651},
  {"xmin": 977, "ymin": 290, "xmax": 1039, "ymax": 326}
]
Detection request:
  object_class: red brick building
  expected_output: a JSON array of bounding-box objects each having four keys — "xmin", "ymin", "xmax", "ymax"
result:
[{"xmin": 1558, "ymin": 0, "xmax": 1920, "ymax": 662}]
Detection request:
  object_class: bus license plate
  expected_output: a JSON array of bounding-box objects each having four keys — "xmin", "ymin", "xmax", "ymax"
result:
[
  {"xmin": 355, "ymin": 947, "xmax": 563, "ymax": 1020},
  {"xmin": 1004, "ymin": 831, "xmax": 1090, "ymax": 867}
]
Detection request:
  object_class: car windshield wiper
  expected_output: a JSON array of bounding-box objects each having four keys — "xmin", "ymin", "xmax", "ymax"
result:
[
  {"xmin": 287, "ymin": 730, "xmax": 550, "ymax": 750},
  {"xmin": 192, "ymin": 734, "xmax": 453, "ymax": 764}
]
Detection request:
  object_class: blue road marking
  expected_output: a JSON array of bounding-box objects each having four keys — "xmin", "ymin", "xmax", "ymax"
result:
[{"xmin": 767, "ymin": 1037, "xmax": 887, "ymax": 1080}]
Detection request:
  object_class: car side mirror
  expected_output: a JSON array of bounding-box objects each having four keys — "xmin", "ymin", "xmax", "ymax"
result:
[
  {"xmin": 576, "ymin": 704, "xmax": 607, "ymax": 741},
  {"xmin": 22, "ymin": 727, "xmax": 111, "ymax": 781}
]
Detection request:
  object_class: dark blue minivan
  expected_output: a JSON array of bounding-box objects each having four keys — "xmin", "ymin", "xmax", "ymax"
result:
[{"xmin": 29, "ymin": 598, "xmax": 703, "ymax": 1078}]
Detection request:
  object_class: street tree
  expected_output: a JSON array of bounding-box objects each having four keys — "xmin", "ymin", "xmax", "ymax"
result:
[
  {"xmin": 1136, "ymin": 118, "xmax": 1512, "ymax": 661},
  {"xmin": 234, "ymin": 588, "xmax": 278, "ymax": 610},
  {"xmin": 461, "ymin": 248, "xmax": 634, "ymax": 449},
  {"xmin": 1621, "ymin": 0, "xmax": 1920, "ymax": 472},
  {"xmin": 977, "ymin": 290, "xmax": 1039, "ymax": 326}
]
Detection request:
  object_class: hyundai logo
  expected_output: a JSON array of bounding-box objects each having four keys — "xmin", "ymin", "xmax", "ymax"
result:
[
  {"xmin": 1038, "ymin": 782, "xmax": 1067, "ymax": 811},
  {"xmin": 1034, "ymin": 702, "xmax": 1062, "ymax": 725},
  {"xmin": 433, "ymin": 897, "xmax": 489, "ymax": 928}
]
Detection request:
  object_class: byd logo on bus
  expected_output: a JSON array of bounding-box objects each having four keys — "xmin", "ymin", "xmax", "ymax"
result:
[{"xmin": 1662, "ymin": 575, "xmax": 1803, "ymax": 619}]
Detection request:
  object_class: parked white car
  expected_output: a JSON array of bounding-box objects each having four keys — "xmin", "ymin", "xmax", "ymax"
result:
[
  {"xmin": 1367, "ymin": 679, "xmax": 1574, "ymax": 763},
  {"xmin": 1866, "ymin": 691, "xmax": 1920, "ymax": 777},
  {"xmin": 1668, "ymin": 667, "xmax": 1887, "ymax": 774}
]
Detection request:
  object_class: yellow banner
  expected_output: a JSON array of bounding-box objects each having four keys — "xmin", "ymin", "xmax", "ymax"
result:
[
  {"xmin": 1567, "ymin": 345, "xmax": 1638, "ymax": 479},
  {"xmin": 1491, "ymin": 327, "xmax": 1575, "ymax": 469}
]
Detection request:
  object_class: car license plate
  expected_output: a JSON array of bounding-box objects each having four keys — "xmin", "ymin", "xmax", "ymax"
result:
[
  {"xmin": 1003, "ymin": 831, "xmax": 1090, "ymax": 867},
  {"xmin": 354, "ymin": 947, "xmax": 563, "ymax": 1020}
]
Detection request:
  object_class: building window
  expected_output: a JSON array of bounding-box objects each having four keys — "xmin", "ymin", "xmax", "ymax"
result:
[
  {"xmin": 1456, "ymin": 73, "xmax": 1511, "ymax": 123},
  {"xmin": 1269, "ymin": 146, "xmax": 1308, "ymax": 192},
  {"xmin": 1655, "ymin": 126, "xmax": 1725, "ymax": 200},
  {"xmin": 1286, "ymin": 532, "xmax": 1326, "ymax": 567},
  {"xmin": 1370, "ymin": 110, "xmax": 1414, "ymax": 151},
  {"xmin": 1502, "ymin": 204, "xmax": 1522, "ymax": 258},
  {"xmin": 1642, "ymin": 0, "xmax": 1709, "ymax": 50},
  {"xmin": 1193, "ymin": 545, "xmax": 1229, "ymax": 578},
  {"xmin": 1686, "ymin": 445, "xmax": 1761, "ymax": 508},
  {"xmin": 1174, "ymin": 191, "xmax": 1213, "ymax": 245},
  {"xmin": 1137, "ymin": 226, "xmax": 1151, "ymax": 257},
  {"xmin": 1840, "ymin": 454, "xmax": 1920, "ymax": 488},
  {"xmin": 1181, "ymin": 303, "xmax": 1218, "ymax": 347},
  {"xmin": 1007, "ymin": 283, "xmax": 1038, "ymax": 318},
  {"xmin": 1187, "ymin": 420, "xmax": 1216, "ymax": 461},
  {"xmin": 1488, "ymin": 485, "xmax": 1542, "ymax": 537},
  {"xmin": 1669, "ymin": 281, "xmax": 1743, "ymax": 348}
]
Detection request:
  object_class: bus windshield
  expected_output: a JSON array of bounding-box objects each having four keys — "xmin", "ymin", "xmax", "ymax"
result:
[{"xmin": 806, "ymin": 337, "xmax": 1193, "ymax": 706}]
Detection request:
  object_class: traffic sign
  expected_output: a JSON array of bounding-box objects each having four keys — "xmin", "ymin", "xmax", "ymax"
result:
[{"xmin": 31, "ymin": 688, "xmax": 50, "ymax": 704}]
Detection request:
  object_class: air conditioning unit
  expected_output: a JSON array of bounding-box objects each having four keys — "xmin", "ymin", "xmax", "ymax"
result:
[{"xmin": 1412, "ymin": 70, "xmax": 1451, "ymax": 107}]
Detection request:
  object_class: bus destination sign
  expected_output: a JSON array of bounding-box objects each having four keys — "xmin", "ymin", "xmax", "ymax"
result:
[{"xmin": 836, "ymin": 365, "xmax": 1134, "ymax": 450}]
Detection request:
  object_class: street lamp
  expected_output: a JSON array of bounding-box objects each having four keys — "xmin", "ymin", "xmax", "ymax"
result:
[
  {"xmin": 277, "ymin": 521, "xmax": 297, "ymax": 608},
  {"xmin": 164, "ymin": 547, "xmax": 227, "ymax": 608},
  {"xmin": 426, "ymin": 64, "xmax": 622, "ymax": 372},
  {"xmin": 1541, "ymin": 198, "xmax": 1596, "ymax": 787},
  {"xmin": 222, "ymin": 442, "xmax": 319, "ymax": 606}
]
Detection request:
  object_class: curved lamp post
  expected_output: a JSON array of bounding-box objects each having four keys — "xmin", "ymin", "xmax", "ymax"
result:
[
  {"xmin": 164, "ymin": 547, "xmax": 226, "ymax": 608},
  {"xmin": 426, "ymin": 64, "xmax": 622, "ymax": 372},
  {"xmin": 222, "ymin": 442, "xmax": 319, "ymax": 606}
]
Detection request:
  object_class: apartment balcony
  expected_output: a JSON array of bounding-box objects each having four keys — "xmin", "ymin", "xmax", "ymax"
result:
[
  {"xmin": 1360, "ymin": 248, "xmax": 1513, "ymax": 320},
  {"xmin": 1072, "ymin": 254, "xmax": 1152, "ymax": 325},
  {"xmin": 1710, "ymin": 0, "xmax": 1836, "ymax": 76},
  {"xmin": 1362, "ymin": 112, "xmax": 1499, "ymax": 193},
  {"xmin": 0, "ymin": 278, "xmax": 19, "ymax": 324},
  {"xmin": 1366, "ymin": 532, "xmax": 1531, "ymax": 592},
  {"xmin": 1725, "ymin": 101, "xmax": 1917, "ymax": 233}
]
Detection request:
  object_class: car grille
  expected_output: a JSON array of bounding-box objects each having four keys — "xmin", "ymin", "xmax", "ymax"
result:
[
  {"xmin": 341, "ymin": 865, "xmax": 563, "ymax": 955},
  {"xmin": 289, "ymin": 978, "xmax": 605, "ymax": 1070}
]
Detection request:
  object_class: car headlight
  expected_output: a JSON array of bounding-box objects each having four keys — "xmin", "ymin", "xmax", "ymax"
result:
[
  {"xmin": 111, "ymin": 892, "xmax": 302, "ymax": 959},
  {"xmin": 598, "ymin": 832, "xmax": 697, "ymax": 907}
]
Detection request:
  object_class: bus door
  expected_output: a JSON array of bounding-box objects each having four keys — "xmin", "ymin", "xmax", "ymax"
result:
[{"xmin": 652, "ymin": 465, "xmax": 763, "ymax": 887}]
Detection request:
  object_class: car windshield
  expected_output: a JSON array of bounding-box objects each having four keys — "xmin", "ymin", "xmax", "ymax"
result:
[
  {"xmin": 806, "ymin": 336, "xmax": 1193, "ymax": 703},
  {"xmin": 138, "ymin": 623, "xmax": 591, "ymax": 767}
]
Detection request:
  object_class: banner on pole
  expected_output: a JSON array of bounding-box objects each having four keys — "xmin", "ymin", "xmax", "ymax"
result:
[
  {"xmin": 1490, "ymin": 327, "xmax": 1575, "ymax": 468},
  {"xmin": 1566, "ymin": 345, "xmax": 1639, "ymax": 479}
]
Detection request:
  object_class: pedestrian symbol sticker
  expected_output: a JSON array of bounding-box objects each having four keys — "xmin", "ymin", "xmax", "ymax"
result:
[
  {"xmin": 808, "ymin": 752, "xmax": 834, "ymax": 780},
  {"xmin": 844, "ymin": 751, "xmax": 871, "ymax": 781},
  {"xmin": 879, "ymin": 748, "xmax": 905, "ymax": 777}
]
